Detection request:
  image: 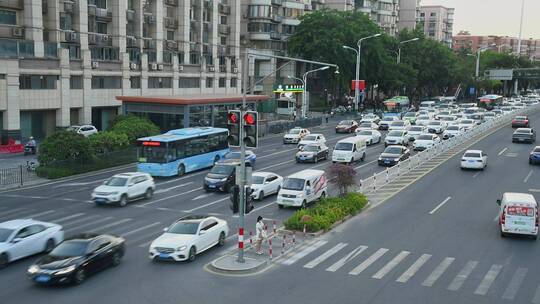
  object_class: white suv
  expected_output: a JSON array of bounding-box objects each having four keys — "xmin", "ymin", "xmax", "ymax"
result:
[
  {"xmin": 68, "ymin": 125, "xmax": 98, "ymax": 137},
  {"xmin": 92, "ymin": 172, "xmax": 155, "ymax": 207}
]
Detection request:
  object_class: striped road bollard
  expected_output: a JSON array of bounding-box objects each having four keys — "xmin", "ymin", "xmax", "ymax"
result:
[
  {"xmin": 249, "ymin": 230, "xmax": 253, "ymax": 246},
  {"xmin": 268, "ymin": 238, "xmax": 273, "ymax": 259},
  {"xmin": 238, "ymin": 228, "xmax": 244, "ymax": 250},
  {"xmin": 281, "ymin": 234, "xmax": 286, "ymax": 255},
  {"xmin": 273, "ymin": 220, "xmax": 277, "ymax": 235}
]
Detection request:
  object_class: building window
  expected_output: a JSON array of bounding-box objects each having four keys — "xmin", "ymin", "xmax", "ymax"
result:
[
  {"xmin": 91, "ymin": 76, "xmax": 122, "ymax": 89},
  {"xmin": 70, "ymin": 76, "xmax": 83, "ymax": 89},
  {"xmin": 220, "ymin": 15, "xmax": 227, "ymax": 25},
  {"xmin": 206, "ymin": 77, "xmax": 213, "ymax": 88},
  {"xmin": 0, "ymin": 10, "xmax": 16, "ymax": 25},
  {"xmin": 91, "ymin": 0, "xmax": 107, "ymax": 9},
  {"xmin": 96, "ymin": 22, "xmax": 108, "ymax": 34},
  {"xmin": 167, "ymin": 30, "xmax": 175, "ymax": 41},
  {"xmin": 59, "ymin": 13, "xmax": 73, "ymax": 30},
  {"xmin": 61, "ymin": 43, "xmax": 81, "ymax": 59},
  {"xmin": 190, "ymin": 51, "xmax": 200, "ymax": 64},
  {"xmin": 163, "ymin": 51, "xmax": 173, "ymax": 63},
  {"xmin": 130, "ymin": 76, "xmax": 141, "ymax": 88},
  {"xmin": 19, "ymin": 75, "xmax": 58, "ymax": 90},
  {"xmin": 90, "ymin": 46, "xmax": 119, "ymax": 61},
  {"xmin": 420, "ymin": 12, "xmax": 425, "ymax": 17},
  {"xmin": 430, "ymin": 12, "xmax": 436, "ymax": 17},
  {"xmin": 230, "ymin": 78, "xmax": 237, "ymax": 88},
  {"xmin": 219, "ymin": 77, "xmax": 226, "ymax": 88},
  {"xmin": 220, "ymin": 36, "xmax": 227, "ymax": 45},
  {"xmin": 205, "ymin": 54, "xmax": 213, "ymax": 65},
  {"xmin": 178, "ymin": 51, "xmax": 184, "ymax": 64},
  {"xmin": 148, "ymin": 77, "xmax": 172, "ymax": 89},
  {"xmin": 179, "ymin": 77, "xmax": 200, "ymax": 88}
]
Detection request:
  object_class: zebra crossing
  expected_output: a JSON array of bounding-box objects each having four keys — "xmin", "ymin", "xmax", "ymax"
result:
[
  {"xmin": 279, "ymin": 240, "xmax": 540, "ymax": 303},
  {"xmin": 0, "ymin": 207, "xmax": 164, "ymax": 249}
]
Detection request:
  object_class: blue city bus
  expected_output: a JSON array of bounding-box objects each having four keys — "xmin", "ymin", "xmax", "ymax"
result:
[
  {"xmin": 137, "ymin": 127, "xmax": 230, "ymax": 177},
  {"xmin": 382, "ymin": 96, "xmax": 410, "ymax": 118}
]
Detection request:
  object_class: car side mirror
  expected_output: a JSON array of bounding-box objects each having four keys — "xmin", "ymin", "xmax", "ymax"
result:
[
  {"xmin": 163, "ymin": 227, "xmax": 168, "ymax": 232},
  {"xmin": 12, "ymin": 238, "xmax": 22, "ymax": 244},
  {"xmin": 102, "ymin": 181, "xmax": 108, "ymax": 185},
  {"xmin": 496, "ymin": 199, "xmax": 501, "ymax": 206},
  {"xmin": 199, "ymin": 230, "xmax": 207, "ymax": 235},
  {"xmin": 128, "ymin": 182, "xmax": 135, "ymax": 187},
  {"xmin": 264, "ymin": 181, "xmax": 270, "ymax": 184}
]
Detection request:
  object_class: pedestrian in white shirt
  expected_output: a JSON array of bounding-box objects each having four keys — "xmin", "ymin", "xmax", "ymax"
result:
[{"xmin": 255, "ymin": 216, "xmax": 266, "ymax": 255}]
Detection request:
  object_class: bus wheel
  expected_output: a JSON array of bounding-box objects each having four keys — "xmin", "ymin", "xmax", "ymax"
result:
[{"xmin": 177, "ymin": 164, "xmax": 185, "ymax": 176}]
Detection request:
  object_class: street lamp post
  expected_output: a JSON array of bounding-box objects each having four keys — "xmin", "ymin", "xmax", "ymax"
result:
[
  {"xmin": 295, "ymin": 66, "xmax": 329, "ymax": 118},
  {"xmin": 516, "ymin": 0, "xmax": 526, "ymax": 95},
  {"xmin": 397, "ymin": 38, "xmax": 419, "ymax": 64},
  {"xmin": 343, "ymin": 33, "xmax": 381, "ymax": 112},
  {"xmin": 473, "ymin": 45, "xmax": 495, "ymax": 99}
]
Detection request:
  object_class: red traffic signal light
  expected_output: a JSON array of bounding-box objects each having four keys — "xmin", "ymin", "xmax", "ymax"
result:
[
  {"xmin": 243, "ymin": 113, "xmax": 256, "ymax": 125},
  {"xmin": 228, "ymin": 112, "xmax": 239, "ymax": 124}
]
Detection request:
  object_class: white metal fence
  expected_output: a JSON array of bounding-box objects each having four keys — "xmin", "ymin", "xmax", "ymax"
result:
[{"xmin": 359, "ymin": 104, "xmax": 540, "ymax": 194}]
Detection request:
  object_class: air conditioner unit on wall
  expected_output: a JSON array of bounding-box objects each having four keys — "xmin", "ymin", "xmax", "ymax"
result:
[
  {"xmin": 157, "ymin": 64, "xmax": 163, "ymax": 70},
  {"xmin": 233, "ymin": 67, "xmax": 238, "ymax": 73},
  {"xmin": 150, "ymin": 63, "xmax": 158, "ymax": 70},
  {"xmin": 178, "ymin": 65, "xmax": 184, "ymax": 71},
  {"xmin": 91, "ymin": 61, "xmax": 99, "ymax": 69},
  {"xmin": 12, "ymin": 27, "xmax": 24, "ymax": 37},
  {"xmin": 209, "ymin": 66, "xmax": 215, "ymax": 72},
  {"xmin": 130, "ymin": 63, "xmax": 138, "ymax": 70}
]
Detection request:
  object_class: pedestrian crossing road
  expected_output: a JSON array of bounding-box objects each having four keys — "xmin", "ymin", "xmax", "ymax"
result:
[{"xmin": 276, "ymin": 239, "xmax": 540, "ymax": 303}]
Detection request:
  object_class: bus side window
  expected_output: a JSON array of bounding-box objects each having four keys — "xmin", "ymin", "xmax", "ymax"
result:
[{"xmin": 175, "ymin": 140, "xmax": 185, "ymax": 159}]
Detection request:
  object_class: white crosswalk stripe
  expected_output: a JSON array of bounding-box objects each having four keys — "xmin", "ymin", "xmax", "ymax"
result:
[
  {"xmin": 121, "ymin": 222, "xmax": 161, "ymax": 238},
  {"xmin": 303, "ymin": 243, "xmax": 348, "ymax": 269},
  {"xmin": 532, "ymin": 282, "xmax": 540, "ymax": 304},
  {"xmin": 372, "ymin": 251, "xmax": 410, "ymax": 279},
  {"xmin": 396, "ymin": 254, "xmax": 432, "ymax": 283},
  {"xmin": 422, "ymin": 257, "xmax": 455, "ymax": 287},
  {"xmin": 24, "ymin": 210, "xmax": 56, "ymax": 219},
  {"xmin": 49, "ymin": 213, "xmax": 85, "ymax": 223},
  {"xmin": 349, "ymin": 248, "xmax": 389, "ymax": 276},
  {"xmin": 447, "ymin": 261, "xmax": 478, "ymax": 291},
  {"xmin": 0, "ymin": 208, "xmax": 33, "ymax": 220},
  {"xmin": 474, "ymin": 264, "xmax": 503, "ymax": 296},
  {"xmin": 61, "ymin": 214, "xmax": 102, "ymax": 227},
  {"xmin": 65, "ymin": 216, "xmax": 115, "ymax": 232},
  {"xmin": 90, "ymin": 218, "xmax": 132, "ymax": 232},
  {"xmin": 281, "ymin": 240, "xmax": 328, "ymax": 265},
  {"xmin": 326, "ymin": 245, "xmax": 368, "ymax": 272},
  {"xmin": 502, "ymin": 267, "xmax": 528, "ymax": 300}
]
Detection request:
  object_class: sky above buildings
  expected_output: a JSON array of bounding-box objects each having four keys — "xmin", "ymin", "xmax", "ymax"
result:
[{"xmin": 421, "ymin": 0, "xmax": 540, "ymax": 38}]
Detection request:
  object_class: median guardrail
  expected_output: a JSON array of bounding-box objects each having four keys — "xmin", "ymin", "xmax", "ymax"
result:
[{"xmin": 359, "ymin": 104, "xmax": 540, "ymax": 195}]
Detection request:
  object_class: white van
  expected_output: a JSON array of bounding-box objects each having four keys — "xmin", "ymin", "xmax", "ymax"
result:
[
  {"xmin": 332, "ymin": 137, "xmax": 366, "ymax": 164},
  {"xmin": 419, "ymin": 101, "xmax": 436, "ymax": 110},
  {"xmin": 497, "ymin": 192, "xmax": 538, "ymax": 239},
  {"xmin": 277, "ymin": 169, "xmax": 327, "ymax": 209}
]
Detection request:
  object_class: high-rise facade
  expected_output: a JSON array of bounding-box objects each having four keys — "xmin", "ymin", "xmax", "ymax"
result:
[
  {"xmin": 397, "ymin": 0, "xmax": 419, "ymax": 32},
  {"xmin": 0, "ymin": 0, "xmax": 241, "ymax": 142},
  {"xmin": 418, "ymin": 5, "xmax": 454, "ymax": 47},
  {"xmin": 453, "ymin": 33, "xmax": 540, "ymax": 61},
  {"xmin": 355, "ymin": 0, "xmax": 399, "ymax": 36}
]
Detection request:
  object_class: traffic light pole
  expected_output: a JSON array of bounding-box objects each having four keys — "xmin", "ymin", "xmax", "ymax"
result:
[{"xmin": 237, "ymin": 50, "xmax": 249, "ymax": 263}]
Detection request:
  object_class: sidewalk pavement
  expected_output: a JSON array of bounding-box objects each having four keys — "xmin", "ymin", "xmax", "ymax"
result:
[{"xmin": 209, "ymin": 227, "xmax": 314, "ymax": 275}]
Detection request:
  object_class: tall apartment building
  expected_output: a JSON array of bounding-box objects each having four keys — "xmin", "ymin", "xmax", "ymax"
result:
[
  {"xmin": 397, "ymin": 0, "xmax": 419, "ymax": 32},
  {"xmin": 0, "ymin": 0, "xmax": 241, "ymax": 142},
  {"xmin": 418, "ymin": 5, "xmax": 454, "ymax": 47},
  {"xmin": 325, "ymin": 0, "xmax": 353, "ymax": 11},
  {"xmin": 453, "ymin": 33, "xmax": 540, "ymax": 61},
  {"xmin": 355, "ymin": 0, "xmax": 399, "ymax": 36}
]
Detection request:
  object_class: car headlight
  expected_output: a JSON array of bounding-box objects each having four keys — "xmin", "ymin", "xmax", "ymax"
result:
[
  {"xmin": 176, "ymin": 246, "xmax": 187, "ymax": 251},
  {"xmin": 220, "ymin": 178, "xmax": 227, "ymax": 182},
  {"xmin": 28, "ymin": 265, "xmax": 40, "ymax": 274},
  {"xmin": 55, "ymin": 265, "xmax": 76, "ymax": 275},
  {"xmin": 394, "ymin": 158, "xmax": 400, "ymax": 162},
  {"xmin": 110, "ymin": 192, "xmax": 119, "ymax": 195}
]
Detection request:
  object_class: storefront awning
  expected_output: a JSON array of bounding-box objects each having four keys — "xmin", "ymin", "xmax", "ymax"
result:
[{"xmin": 116, "ymin": 94, "xmax": 269, "ymax": 105}]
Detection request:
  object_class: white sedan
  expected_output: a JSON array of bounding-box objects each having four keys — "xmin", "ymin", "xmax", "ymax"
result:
[
  {"xmin": 413, "ymin": 133, "xmax": 441, "ymax": 151},
  {"xmin": 389, "ymin": 120, "xmax": 411, "ymax": 131},
  {"xmin": 357, "ymin": 122, "xmax": 379, "ymax": 131},
  {"xmin": 460, "ymin": 150, "xmax": 488, "ymax": 170},
  {"xmin": 408, "ymin": 126, "xmax": 428, "ymax": 141},
  {"xmin": 416, "ymin": 115, "xmax": 431, "ymax": 126},
  {"xmin": 149, "ymin": 215, "xmax": 229, "ymax": 262},
  {"xmin": 385, "ymin": 130, "xmax": 409, "ymax": 146},
  {"xmin": 0, "ymin": 219, "xmax": 64, "ymax": 268},
  {"xmin": 458, "ymin": 119, "xmax": 476, "ymax": 131},
  {"xmin": 250, "ymin": 172, "xmax": 283, "ymax": 200},
  {"xmin": 356, "ymin": 129, "xmax": 382, "ymax": 145},
  {"xmin": 298, "ymin": 134, "xmax": 326, "ymax": 150},
  {"xmin": 426, "ymin": 121, "xmax": 446, "ymax": 134},
  {"xmin": 443, "ymin": 125, "xmax": 464, "ymax": 140}
]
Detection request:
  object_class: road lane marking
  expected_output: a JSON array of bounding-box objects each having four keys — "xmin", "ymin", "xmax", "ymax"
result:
[
  {"xmin": 62, "ymin": 214, "xmax": 102, "ymax": 227},
  {"xmin": 251, "ymin": 201, "xmax": 277, "ymax": 213},
  {"xmin": 121, "ymin": 222, "xmax": 162, "ymax": 238},
  {"xmin": 502, "ymin": 267, "xmax": 528, "ymax": 300},
  {"xmin": 524, "ymin": 170, "xmax": 533, "ymax": 183},
  {"xmin": 532, "ymin": 282, "xmax": 540, "ymax": 304},
  {"xmin": 326, "ymin": 245, "xmax": 368, "ymax": 272},
  {"xmin": 372, "ymin": 251, "xmax": 410, "ymax": 279},
  {"xmin": 65, "ymin": 216, "xmax": 114, "ymax": 232},
  {"xmin": 50, "ymin": 213, "xmax": 85, "ymax": 223},
  {"xmin": 354, "ymin": 159, "xmax": 378, "ymax": 170},
  {"xmin": 155, "ymin": 182, "xmax": 194, "ymax": 194},
  {"xmin": 529, "ymin": 189, "xmax": 540, "ymax": 193},
  {"xmin": 472, "ymin": 172, "xmax": 480, "ymax": 178},
  {"xmin": 140, "ymin": 187, "xmax": 203, "ymax": 206},
  {"xmin": 259, "ymin": 160, "xmax": 295, "ymax": 171},
  {"xmin": 349, "ymin": 248, "xmax": 389, "ymax": 275},
  {"xmin": 24, "ymin": 210, "xmax": 56, "ymax": 219},
  {"xmin": 0, "ymin": 208, "xmax": 35, "ymax": 220},
  {"xmin": 447, "ymin": 260, "xmax": 478, "ymax": 291},
  {"xmin": 474, "ymin": 264, "xmax": 503, "ymax": 295},
  {"xmin": 498, "ymin": 147, "xmax": 508, "ymax": 155},
  {"xmin": 258, "ymin": 148, "xmax": 298, "ymax": 159},
  {"xmin": 429, "ymin": 197, "xmax": 452, "ymax": 215},
  {"xmin": 303, "ymin": 243, "xmax": 348, "ymax": 269},
  {"xmin": 90, "ymin": 218, "xmax": 132, "ymax": 232},
  {"xmin": 187, "ymin": 197, "xmax": 229, "ymax": 212},
  {"xmin": 493, "ymin": 214, "xmax": 499, "ymax": 222},
  {"xmin": 192, "ymin": 193, "xmax": 213, "ymax": 201},
  {"xmin": 281, "ymin": 240, "xmax": 328, "ymax": 265},
  {"xmin": 421, "ymin": 257, "xmax": 455, "ymax": 287},
  {"xmin": 396, "ymin": 254, "xmax": 432, "ymax": 283}
]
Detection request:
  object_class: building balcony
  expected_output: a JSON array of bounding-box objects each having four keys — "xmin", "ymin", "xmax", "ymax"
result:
[
  {"xmin": 226, "ymin": 46, "xmax": 234, "ymax": 56},
  {"xmin": 144, "ymin": 14, "xmax": 156, "ymax": 24},
  {"xmin": 164, "ymin": 40, "xmax": 178, "ymax": 50},
  {"xmin": 189, "ymin": 43, "xmax": 199, "ymax": 52},
  {"xmin": 218, "ymin": 45, "xmax": 226, "ymax": 55},
  {"xmin": 304, "ymin": 4, "xmax": 311, "ymax": 11},
  {"xmin": 271, "ymin": 15, "xmax": 283, "ymax": 23},
  {"xmin": 218, "ymin": 24, "xmax": 230, "ymax": 35},
  {"xmin": 190, "ymin": 20, "xmax": 200, "ymax": 30},
  {"xmin": 88, "ymin": 33, "xmax": 112, "ymax": 46},
  {"xmin": 126, "ymin": 36, "xmax": 138, "ymax": 47},
  {"xmin": 218, "ymin": 3, "xmax": 230, "ymax": 14},
  {"xmin": 219, "ymin": 65, "xmax": 227, "ymax": 73},
  {"xmin": 61, "ymin": 31, "xmax": 79, "ymax": 43},
  {"xmin": 126, "ymin": 9, "xmax": 135, "ymax": 21},
  {"xmin": 165, "ymin": 17, "xmax": 178, "ymax": 29},
  {"xmin": 143, "ymin": 38, "xmax": 157, "ymax": 49},
  {"xmin": 0, "ymin": 25, "xmax": 24, "ymax": 39},
  {"xmin": 0, "ymin": 0, "xmax": 23, "ymax": 10},
  {"xmin": 203, "ymin": 44, "xmax": 212, "ymax": 54},
  {"xmin": 165, "ymin": 0, "xmax": 178, "ymax": 6},
  {"xmin": 61, "ymin": 1, "xmax": 75, "ymax": 14},
  {"xmin": 271, "ymin": 0, "xmax": 283, "ymax": 5},
  {"xmin": 204, "ymin": 22, "xmax": 212, "ymax": 31},
  {"xmin": 270, "ymin": 32, "xmax": 281, "ymax": 40},
  {"xmin": 204, "ymin": 0, "xmax": 212, "ymax": 9},
  {"xmin": 95, "ymin": 8, "xmax": 113, "ymax": 21}
]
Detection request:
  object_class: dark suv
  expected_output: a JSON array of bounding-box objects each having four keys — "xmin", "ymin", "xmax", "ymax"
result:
[{"xmin": 203, "ymin": 160, "xmax": 240, "ymax": 192}]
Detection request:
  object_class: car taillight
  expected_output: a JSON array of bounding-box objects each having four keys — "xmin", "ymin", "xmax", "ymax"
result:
[
  {"xmin": 462, "ymin": 158, "xmax": 466, "ymax": 161},
  {"xmin": 501, "ymin": 211, "xmax": 506, "ymax": 225},
  {"xmin": 536, "ymin": 210, "xmax": 538, "ymax": 227},
  {"xmin": 476, "ymin": 160, "xmax": 483, "ymax": 162}
]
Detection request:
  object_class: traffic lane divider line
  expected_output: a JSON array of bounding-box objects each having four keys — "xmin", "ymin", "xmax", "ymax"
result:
[
  {"xmin": 139, "ymin": 187, "xmax": 203, "ymax": 206},
  {"xmin": 65, "ymin": 216, "xmax": 114, "ymax": 232},
  {"xmin": 187, "ymin": 197, "xmax": 230, "ymax": 212},
  {"xmin": 498, "ymin": 147, "xmax": 508, "ymax": 156},
  {"xmin": 121, "ymin": 222, "xmax": 162, "ymax": 238},
  {"xmin": 429, "ymin": 196, "xmax": 452, "ymax": 215},
  {"xmin": 154, "ymin": 182, "xmax": 194, "ymax": 193},
  {"xmin": 524, "ymin": 169, "xmax": 533, "ymax": 183}
]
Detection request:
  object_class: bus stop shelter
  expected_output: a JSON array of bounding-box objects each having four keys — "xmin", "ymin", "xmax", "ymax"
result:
[{"xmin": 116, "ymin": 94, "xmax": 269, "ymax": 131}]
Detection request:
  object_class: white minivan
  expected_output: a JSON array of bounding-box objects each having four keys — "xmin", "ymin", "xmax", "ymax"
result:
[
  {"xmin": 497, "ymin": 192, "xmax": 538, "ymax": 239},
  {"xmin": 332, "ymin": 137, "xmax": 366, "ymax": 164},
  {"xmin": 277, "ymin": 169, "xmax": 327, "ymax": 209}
]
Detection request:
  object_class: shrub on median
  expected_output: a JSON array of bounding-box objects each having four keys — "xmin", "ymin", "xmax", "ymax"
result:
[{"xmin": 284, "ymin": 193, "xmax": 368, "ymax": 232}]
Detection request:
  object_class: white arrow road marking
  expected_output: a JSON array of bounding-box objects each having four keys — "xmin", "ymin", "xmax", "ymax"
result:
[
  {"xmin": 192, "ymin": 193, "xmax": 213, "ymax": 201},
  {"xmin": 155, "ymin": 182, "xmax": 194, "ymax": 194}
]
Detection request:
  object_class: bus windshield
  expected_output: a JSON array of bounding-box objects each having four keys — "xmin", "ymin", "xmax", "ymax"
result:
[{"xmin": 139, "ymin": 146, "xmax": 171, "ymax": 163}]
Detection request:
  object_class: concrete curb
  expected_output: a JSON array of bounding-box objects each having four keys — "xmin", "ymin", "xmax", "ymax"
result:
[{"xmin": 207, "ymin": 255, "xmax": 268, "ymax": 276}]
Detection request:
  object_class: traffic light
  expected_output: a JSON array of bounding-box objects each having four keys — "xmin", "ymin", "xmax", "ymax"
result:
[
  {"xmin": 226, "ymin": 110, "xmax": 241, "ymax": 147},
  {"xmin": 243, "ymin": 111, "xmax": 258, "ymax": 148},
  {"xmin": 229, "ymin": 185, "xmax": 239, "ymax": 213}
]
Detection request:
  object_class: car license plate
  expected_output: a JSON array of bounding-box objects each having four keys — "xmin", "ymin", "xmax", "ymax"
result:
[
  {"xmin": 384, "ymin": 160, "xmax": 390, "ymax": 164},
  {"xmin": 35, "ymin": 275, "xmax": 50, "ymax": 283},
  {"xmin": 96, "ymin": 198, "xmax": 106, "ymax": 203},
  {"xmin": 283, "ymin": 199, "xmax": 294, "ymax": 203},
  {"xmin": 519, "ymin": 139, "xmax": 524, "ymax": 141},
  {"xmin": 468, "ymin": 160, "xmax": 475, "ymax": 163},
  {"xmin": 159, "ymin": 253, "xmax": 169, "ymax": 259},
  {"xmin": 208, "ymin": 185, "xmax": 216, "ymax": 188},
  {"xmin": 514, "ymin": 221, "xmax": 526, "ymax": 225}
]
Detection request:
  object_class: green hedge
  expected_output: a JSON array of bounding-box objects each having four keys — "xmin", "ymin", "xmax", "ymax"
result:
[{"xmin": 284, "ymin": 193, "xmax": 368, "ymax": 232}]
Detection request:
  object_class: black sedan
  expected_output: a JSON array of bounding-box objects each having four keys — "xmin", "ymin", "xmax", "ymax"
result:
[
  {"xmin": 378, "ymin": 145, "xmax": 410, "ymax": 166},
  {"xmin": 295, "ymin": 143, "xmax": 329, "ymax": 163},
  {"xmin": 27, "ymin": 233, "xmax": 125, "ymax": 285}
]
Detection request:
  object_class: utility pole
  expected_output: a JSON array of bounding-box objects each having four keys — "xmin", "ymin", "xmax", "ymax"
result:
[
  {"xmin": 237, "ymin": 49, "xmax": 249, "ymax": 263},
  {"xmin": 515, "ymin": 0, "xmax": 526, "ymax": 95}
]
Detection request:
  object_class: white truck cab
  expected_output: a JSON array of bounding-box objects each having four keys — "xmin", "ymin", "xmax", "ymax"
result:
[
  {"xmin": 332, "ymin": 137, "xmax": 366, "ymax": 164},
  {"xmin": 497, "ymin": 192, "xmax": 538, "ymax": 239},
  {"xmin": 277, "ymin": 169, "xmax": 327, "ymax": 209}
]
